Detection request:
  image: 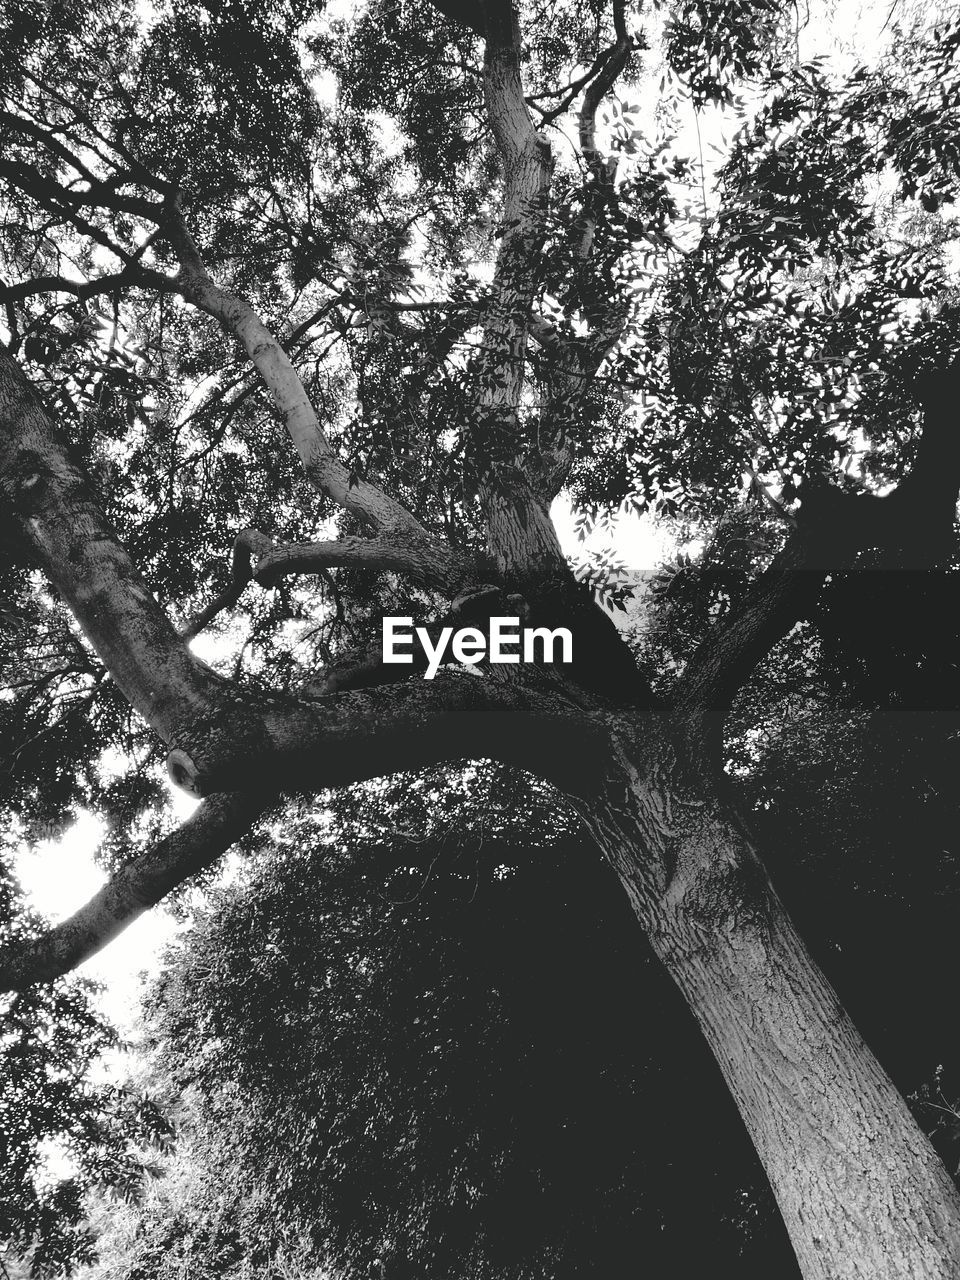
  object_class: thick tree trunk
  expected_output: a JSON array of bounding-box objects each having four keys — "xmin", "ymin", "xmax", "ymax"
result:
[{"xmin": 581, "ymin": 754, "xmax": 960, "ymax": 1280}]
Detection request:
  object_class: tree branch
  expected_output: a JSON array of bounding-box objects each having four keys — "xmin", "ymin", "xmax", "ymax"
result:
[
  {"xmin": 522, "ymin": 1, "xmax": 637, "ymax": 502},
  {"xmin": 0, "ymin": 344, "xmax": 219, "ymax": 739},
  {"xmin": 167, "ymin": 665, "xmax": 611, "ymax": 800},
  {"xmin": 0, "ymin": 672, "xmax": 618, "ymax": 991},
  {"xmin": 477, "ymin": 1, "xmax": 551, "ymax": 412},
  {"xmin": 181, "ymin": 527, "xmax": 474, "ymax": 640},
  {"xmin": 254, "ymin": 534, "xmax": 468, "ymax": 593},
  {"xmin": 0, "ymin": 790, "xmax": 274, "ymax": 991},
  {"xmin": 179, "ymin": 528, "xmax": 276, "ymax": 641},
  {"xmin": 533, "ymin": 47, "xmax": 620, "ymax": 125},
  {"xmin": 670, "ymin": 531, "xmax": 823, "ymax": 751},
  {"xmin": 0, "ymin": 348, "xmax": 607, "ymax": 827},
  {"xmin": 671, "ymin": 368, "xmax": 960, "ymax": 765},
  {"xmin": 465, "ymin": 2, "xmax": 572, "ymax": 583},
  {"xmin": 0, "ymin": 265, "xmax": 175, "ymax": 305},
  {"xmin": 0, "ymin": 156, "xmax": 164, "ymax": 222},
  {"xmin": 15, "ymin": 68, "xmax": 177, "ymax": 197},
  {"xmin": 578, "ymin": 0, "xmax": 631, "ymax": 183},
  {"xmin": 164, "ymin": 204, "xmax": 438, "ymax": 543}
]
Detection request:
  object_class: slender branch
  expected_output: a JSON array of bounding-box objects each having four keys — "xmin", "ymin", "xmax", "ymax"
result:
[
  {"xmin": 0, "ymin": 157, "xmax": 164, "ymax": 221},
  {"xmin": 16, "ymin": 68, "xmax": 176, "ymax": 196},
  {"xmin": 181, "ymin": 527, "xmax": 473, "ymax": 640},
  {"xmin": 0, "ymin": 106, "xmax": 104, "ymax": 186},
  {"xmin": 578, "ymin": 0, "xmax": 631, "ymax": 179},
  {"xmin": 179, "ymin": 528, "xmax": 276, "ymax": 641},
  {"xmin": 533, "ymin": 48, "xmax": 619, "ymax": 125},
  {"xmin": 164, "ymin": 203, "xmax": 436, "ymax": 541},
  {"xmin": 521, "ymin": 0, "xmax": 637, "ymax": 502},
  {"xmin": 0, "ymin": 265, "xmax": 175, "ymax": 305},
  {"xmin": 0, "ymin": 167, "xmax": 144, "ymax": 268},
  {"xmin": 478, "ymin": 1, "xmax": 552, "ymax": 409}
]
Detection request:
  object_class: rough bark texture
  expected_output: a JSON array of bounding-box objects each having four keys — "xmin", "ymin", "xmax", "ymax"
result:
[
  {"xmin": 664, "ymin": 879, "xmax": 960, "ymax": 1279},
  {"xmin": 580, "ymin": 740, "xmax": 960, "ymax": 1280},
  {"xmin": 0, "ymin": 344, "xmax": 218, "ymax": 737}
]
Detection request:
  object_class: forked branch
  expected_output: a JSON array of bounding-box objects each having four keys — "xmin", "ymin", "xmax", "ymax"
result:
[{"xmin": 672, "ymin": 368, "xmax": 960, "ymax": 764}]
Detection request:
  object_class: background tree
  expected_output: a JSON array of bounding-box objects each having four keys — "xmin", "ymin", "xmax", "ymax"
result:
[
  {"xmin": 0, "ymin": 863, "xmax": 171, "ymax": 1276},
  {"xmin": 78, "ymin": 651, "xmax": 960, "ymax": 1280},
  {"xmin": 111, "ymin": 769, "xmax": 796, "ymax": 1280},
  {"xmin": 1, "ymin": 0, "xmax": 960, "ymax": 1275}
]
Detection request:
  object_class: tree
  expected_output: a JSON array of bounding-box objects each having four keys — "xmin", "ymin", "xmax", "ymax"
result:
[
  {"xmin": 81, "ymin": 660, "xmax": 960, "ymax": 1279},
  {"xmin": 1, "ymin": 0, "xmax": 960, "ymax": 1275},
  {"xmin": 0, "ymin": 862, "xmax": 172, "ymax": 1276},
  {"xmin": 116, "ymin": 770, "xmax": 796, "ymax": 1279},
  {"xmin": 86, "ymin": 610, "xmax": 960, "ymax": 1278}
]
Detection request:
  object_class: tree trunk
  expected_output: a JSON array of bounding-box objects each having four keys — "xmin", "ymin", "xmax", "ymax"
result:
[{"xmin": 581, "ymin": 753, "xmax": 960, "ymax": 1280}]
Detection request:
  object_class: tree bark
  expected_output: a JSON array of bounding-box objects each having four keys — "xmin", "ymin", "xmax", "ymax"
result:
[
  {"xmin": 664, "ymin": 883, "xmax": 960, "ymax": 1279},
  {"xmin": 0, "ymin": 345, "xmax": 219, "ymax": 737},
  {"xmin": 581, "ymin": 747, "xmax": 960, "ymax": 1280}
]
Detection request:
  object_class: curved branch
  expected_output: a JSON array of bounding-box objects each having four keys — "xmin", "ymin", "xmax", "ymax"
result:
[
  {"xmin": 179, "ymin": 528, "xmax": 276, "ymax": 641},
  {"xmin": 570, "ymin": 0, "xmax": 634, "ymax": 298},
  {"xmin": 254, "ymin": 534, "xmax": 466, "ymax": 592},
  {"xmin": 577, "ymin": 0, "xmax": 632, "ymax": 180},
  {"xmin": 535, "ymin": 47, "xmax": 621, "ymax": 126},
  {"xmin": 168, "ymin": 668, "xmax": 610, "ymax": 800},
  {"xmin": 1, "ymin": 673, "xmax": 615, "ymax": 990}
]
